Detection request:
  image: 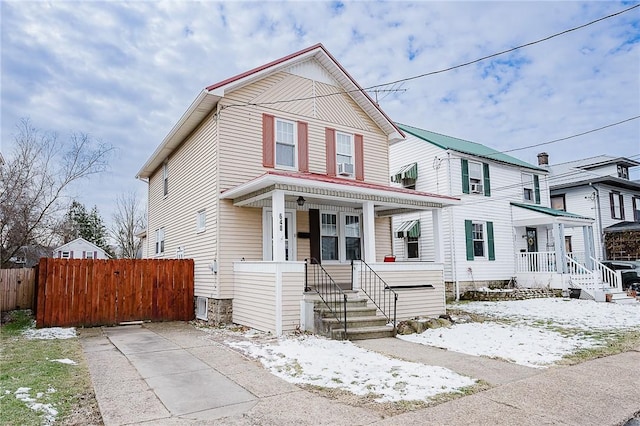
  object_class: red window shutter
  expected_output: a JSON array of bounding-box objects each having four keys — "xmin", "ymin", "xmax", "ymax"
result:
[
  {"xmin": 355, "ymin": 134, "xmax": 364, "ymax": 181},
  {"xmin": 262, "ymin": 114, "xmax": 275, "ymax": 168},
  {"xmin": 325, "ymin": 128, "xmax": 336, "ymax": 176},
  {"xmin": 298, "ymin": 121, "xmax": 309, "ymax": 172}
]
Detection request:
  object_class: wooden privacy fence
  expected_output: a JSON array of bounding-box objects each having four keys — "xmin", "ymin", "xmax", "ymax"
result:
[
  {"xmin": 1, "ymin": 268, "xmax": 36, "ymax": 312},
  {"xmin": 36, "ymin": 258, "xmax": 194, "ymax": 328}
]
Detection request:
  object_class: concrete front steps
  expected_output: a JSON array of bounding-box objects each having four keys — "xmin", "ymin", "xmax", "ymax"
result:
[
  {"xmin": 607, "ymin": 291, "xmax": 638, "ymax": 304},
  {"xmin": 314, "ymin": 297, "xmax": 395, "ymax": 341}
]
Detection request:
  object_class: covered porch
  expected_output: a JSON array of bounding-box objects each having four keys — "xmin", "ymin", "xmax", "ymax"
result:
[
  {"xmin": 220, "ymin": 170, "xmax": 459, "ymax": 335},
  {"xmin": 511, "ymin": 203, "xmax": 621, "ymax": 298}
]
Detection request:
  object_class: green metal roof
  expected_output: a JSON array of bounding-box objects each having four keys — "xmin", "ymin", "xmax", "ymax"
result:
[
  {"xmin": 396, "ymin": 123, "xmax": 546, "ymax": 172},
  {"xmin": 510, "ymin": 202, "xmax": 593, "ymax": 220}
]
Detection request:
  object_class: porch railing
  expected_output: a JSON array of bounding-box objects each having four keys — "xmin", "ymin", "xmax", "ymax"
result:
[
  {"xmin": 353, "ymin": 260, "xmax": 397, "ymax": 328},
  {"xmin": 567, "ymin": 251, "xmax": 586, "ymax": 266},
  {"xmin": 566, "ymin": 255, "xmax": 597, "ymax": 291},
  {"xmin": 304, "ymin": 258, "xmax": 347, "ymax": 338},
  {"xmin": 590, "ymin": 256, "xmax": 622, "ymax": 291},
  {"xmin": 516, "ymin": 251, "xmax": 557, "ymax": 273}
]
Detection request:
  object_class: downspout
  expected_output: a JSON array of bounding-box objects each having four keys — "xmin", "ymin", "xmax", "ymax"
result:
[
  {"xmin": 589, "ymin": 182, "xmax": 604, "ymax": 260},
  {"xmin": 214, "ymin": 103, "xmax": 222, "ymax": 296},
  {"xmin": 447, "ymin": 151, "xmax": 460, "ymax": 301}
]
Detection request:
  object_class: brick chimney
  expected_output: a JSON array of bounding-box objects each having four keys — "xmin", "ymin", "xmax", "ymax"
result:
[{"xmin": 537, "ymin": 152, "xmax": 549, "ymax": 166}]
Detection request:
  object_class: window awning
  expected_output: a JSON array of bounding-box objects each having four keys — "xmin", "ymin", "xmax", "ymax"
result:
[
  {"xmin": 396, "ymin": 220, "xmax": 420, "ymax": 238},
  {"xmin": 392, "ymin": 163, "xmax": 418, "ymax": 183}
]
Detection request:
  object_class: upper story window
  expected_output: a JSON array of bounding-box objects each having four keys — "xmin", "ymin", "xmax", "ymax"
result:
[
  {"xmin": 61, "ymin": 251, "xmax": 70, "ymax": 259},
  {"xmin": 551, "ymin": 194, "xmax": 566, "ymax": 211},
  {"xmin": 85, "ymin": 251, "xmax": 94, "ymax": 259},
  {"xmin": 155, "ymin": 227, "xmax": 165, "ymax": 254},
  {"xmin": 391, "ymin": 163, "xmax": 418, "ymax": 189},
  {"xmin": 336, "ymin": 132, "xmax": 354, "ymax": 177},
  {"xmin": 275, "ymin": 118, "xmax": 296, "ymax": 169},
  {"xmin": 522, "ymin": 173, "xmax": 534, "ymax": 202},
  {"xmin": 162, "ymin": 162, "xmax": 169, "ymax": 196},
  {"xmin": 633, "ymin": 196, "xmax": 640, "ymax": 222},
  {"xmin": 617, "ymin": 165, "xmax": 629, "ymax": 180},
  {"xmin": 468, "ymin": 161, "xmax": 483, "ymax": 194},
  {"xmin": 610, "ymin": 191, "xmax": 624, "ymax": 220}
]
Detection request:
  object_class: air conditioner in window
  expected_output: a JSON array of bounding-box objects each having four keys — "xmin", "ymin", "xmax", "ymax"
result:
[
  {"xmin": 470, "ymin": 183, "xmax": 482, "ymax": 194},
  {"xmin": 338, "ymin": 163, "xmax": 354, "ymax": 176}
]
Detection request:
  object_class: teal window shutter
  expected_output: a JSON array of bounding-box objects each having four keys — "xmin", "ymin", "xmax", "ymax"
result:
[
  {"xmin": 461, "ymin": 159, "xmax": 469, "ymax": 194},
  {"xmin": 534, "ymin": 175, "xmax": 541, "ymax": 204},
  {"xmin": 487, "ymin": 221, "xmax": 495, "ymax": 261},
  {"xmin": 465, "ymin": 220, "xmax": 474, "ymax": 260},
  {"xmin": 483, "ymin": 163, "xmax": 491, "ymax": 197}
]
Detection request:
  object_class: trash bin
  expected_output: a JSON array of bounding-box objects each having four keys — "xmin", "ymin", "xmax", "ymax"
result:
[{"xmin": 569, "ymin": 288, "xmax": 581, "ymax": 299}]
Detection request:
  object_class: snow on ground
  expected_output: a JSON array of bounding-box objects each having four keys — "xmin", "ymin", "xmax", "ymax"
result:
[
  {"xmin": 51, "ymin": 358, "xmax": 77, "ymax": 365},
  {"xmin": 453, "ymin": 298, "xmax": 640, "ymax": 330},
  {"xmin": 22, "ymin": 327, "xmax": 76, "ymax": 340},
  {"xmin": 399, "ymin": 322, "xmax": 598, "ymax": 368},
  {"xmin": 227, "ymin": 335, "xmax": 476, "ymax": 402},
  {"xmin": 13, "ymin": 387, "xmax": 58, "ymax": 424}
]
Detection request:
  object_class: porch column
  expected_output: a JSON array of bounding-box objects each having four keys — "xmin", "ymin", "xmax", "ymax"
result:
[
  {"xmin": 432, "ymin": 209, "xmax": 445, "ymax": 263},
  {"xmin": 583, "ymin": 225, "xmax": 595, "ymax": 269},
  {"xmin": 271, "ymin": 190, "xmax": 286, "ymax": 262},
  {"xmin": 553, "ymin": 223, "xmax": 567, "ymax": 273},
  {"xmin": 362, "ymin": 201, "xmax": 376, "ymax": 263}
]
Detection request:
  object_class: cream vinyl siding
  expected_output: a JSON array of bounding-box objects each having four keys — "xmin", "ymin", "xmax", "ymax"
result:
[
  {"xmin": 146, "ymin": 114, "xmax": 219, "ymax": 298},
  {"xmin": 296, "ymin": 210, "xmax": 310, "ymax": 261},
  {"xmin": 233, "ymin": 271, "xmax": 276, "ymax": 332},
  {"xmin": 375, "ymin": 217, "xmax": 393, "ymax": 262},
  {"xmin": 321, "ymin": 264, "xmax": 352, "ymax": 286},
  {"xmin": 281, "ymin": 271, "xmax": 305, "ymax": 333},
  {"xmin": 372, "ymin": 268, "xmax": 445, "ymax": 319},
  {"xmin": 218, "ymin": 201, "xmax": 263, "ymax": 299}
]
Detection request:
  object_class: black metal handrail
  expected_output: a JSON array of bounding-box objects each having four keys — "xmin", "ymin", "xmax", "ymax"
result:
[
  {"xmin": 304, "ymin": 258, "xmax": 348, "ymax": 338},
  {"xmin": 353, "ymin": 259, "xmax": 397, "ymax": 329}
]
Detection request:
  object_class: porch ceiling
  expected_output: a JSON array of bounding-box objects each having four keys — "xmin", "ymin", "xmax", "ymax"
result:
[{"xmin": 220, "ymin": 170, "xmax": 459, "ymax": 214}]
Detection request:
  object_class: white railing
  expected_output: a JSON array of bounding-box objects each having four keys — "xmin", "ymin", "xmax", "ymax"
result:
[
  {"xmin": 516, "ymin": 251, "xmax": 557, "ymax": 273},
  {"xmin": 567, "ymin": 251, "xmax": 586, "ymax": 266},
  {"xmin": 566, "ymin": 255, "xmax": 597, "ymax": 292},
  {"xmin": 590, "ymin": 257, "xmax": 622, "ymax": 291}
]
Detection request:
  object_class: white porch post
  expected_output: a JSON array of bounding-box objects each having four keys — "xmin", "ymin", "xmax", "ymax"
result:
[
  {"xmin": 362, "ymin": 201, "xmax": 376, "ymax": 263},
  {"xmin": 432, "ymin": 209, "xmax": 444, "ymax": 263},
  {"xmin": 553, "ymin": 223, "xmax": 566, "ymax": 273},
  {"xmin": 583, "ymin": 225, "xmax": 595, "ymax": 269},
  {"xmin": 271, "ymin": 190, "xmax": 286, "ymax": 262}
]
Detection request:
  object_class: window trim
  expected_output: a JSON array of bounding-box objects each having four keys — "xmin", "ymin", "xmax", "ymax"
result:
[
  {"xmin": 472, "ymin": 222, "xmax": 485, "ymax": 258},
  {"xmin": 274, "ymin": 117, "xmax": 298, "ymax": 170},
  {"xmin": 196, "ymin": 209, "xmax": 206, "ymax": 233},
  {"xmin": 551, "ymin": 194, "xmax": 566, "ymax": 211},
  {"xmin": 61, "ymin": 251, "xmax": 70, "ymax": 259},
  {"xmin": 610, "ymin": 191, "xmax": 625, "ymax": 220},
  {"xmin": 335, "ymin": 131, "xmax": 355, "ymax": 178},
  {"xmin": 155, "ymin": 227, "xmax": 165, "ymax": 255},
  {"xmin": 633, "ymin": 196, "xmax": 640, "ymax": 222},
  {"xmin": 617, "ymin": 165, "xmax": 629, "ymax": 180},
  {"xmin": 522, "ymin": 173, "xmax": 534, "ymax": 202},
  {"xmin": 406, "ymin": 236, "xmax": 420, "ymax": 259},
  {"xmin": 467, "ymin": 161, "xmax": 484, "ymax": 194},
  {"xmin": 162, "ymin": 162, "xmax": 169, "ymax": 197},
  {"xmin": 320, "ymin": 211, "xmax": 363, "ymax": 262}
]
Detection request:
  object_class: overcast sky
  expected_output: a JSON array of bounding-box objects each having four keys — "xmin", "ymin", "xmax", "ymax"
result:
[{"xmin": 1, "ymin": 1, "xmax": 639, "ymax": 225}]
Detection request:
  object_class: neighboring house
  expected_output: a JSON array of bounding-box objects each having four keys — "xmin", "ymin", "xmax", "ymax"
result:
[
  {"xmin": 548, "ymin": 155, "xmax": 640, "ymax": 261},
  {"xmin": 137, "ymin": 44, "xmax": 459, "ymax": 336},
  {"xmin": 53, "ymin": 238, "xmax": 111, "ymax": 259},
  {"xmin": 7, "ymin": 245, "xmax": 51, "ymax": 268},
  {"xmin": 389, "ymin": 124, "xmax": 607, "ymax": 300}
]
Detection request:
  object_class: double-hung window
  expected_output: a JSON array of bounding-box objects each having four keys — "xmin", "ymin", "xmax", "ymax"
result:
[
  {"xmin": 344, "ymin": 215, "xmax": 361, "ymax": 261},
  {"xmin": 61, "ymin": 251, "xmax": 70, "ymax": 259},
  {"xmin": 336, "ymin": 132, "xmax": 354, "ymax": 177},
  {"xmin": 196, "ymin": 210, "xmax": 206, "ymax": 232},
  {"xmin": 321, "ymin": 213, "xmax": 338, "ymax": 261},
  {"xmin": 275, "ymin": 118, "xmax": 296, "ymax": 169},
  {"xmin": 618, "ymin": 165, "xmax": 629, "ymax": 179},
  {"xmin": 407, "ymin": 237, "xmax": 419, "ymax": 259},
  {"xmin": 163, "ymin": 162, "xmax": 169, "ymax": 196},
  {"xmin": 633, "ymin": 196, "xmax": 640, "ymax": 222},
  {"xmin": 468, "ymin": 162, "xmax": 483, "ymax": 194},
  {"xmin": 155, "ymin": 228, "xmax": 165, "ymax": 254},
  {"xmin": 465, "ymin": 220, "xmax": 495, "ymax": 261},
  {"xmin": 551, "ymin": 194, "xmax": 566, "ymax": 211},
  {"xmin": 610, "ymin": 192, "xmax": 624, "ymax": 219},
  {"xmin": 85, "ymin": 251, "xmax": 94, "ymax": 259},
  {"xmin": 522, "ymin": 173, "xmax": 534, "ymax": 202},
  {"xmin": 472, "ymin": 223, "xmax": 485, "ymax": 257}
]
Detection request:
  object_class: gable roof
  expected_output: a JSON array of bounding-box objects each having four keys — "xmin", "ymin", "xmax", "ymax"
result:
[
  {"xmin": 396, "ymin": 123, "xmax": 546, "ymax": 172},
  {"xmin": 137, "ymin": 44, "xmax": 403, "ymax": 179},
  {"xmin": 54, "ymin": 237, "xmax": 111, "ymax": 257},
  {"xmin": 510, "ymin": 202, "xmax": 593, "ymax": 220},
  {"xmin": 548, "ymin": 154, "xmax": 640, "ymax": 191}
]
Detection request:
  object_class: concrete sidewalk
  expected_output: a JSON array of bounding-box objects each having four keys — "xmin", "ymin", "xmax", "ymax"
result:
[{"xmin": 80, "ymin": 322, "xmax": 640, "ymax": 425}]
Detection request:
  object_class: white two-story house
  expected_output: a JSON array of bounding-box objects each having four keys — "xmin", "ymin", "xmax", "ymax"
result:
[
  {"xmin": 389, "ymin": 124, "xmax": 608, "ymax": 300},
  {"xmin": 548, "ymin": 155, "xmax": 640, "ymax": 261}
]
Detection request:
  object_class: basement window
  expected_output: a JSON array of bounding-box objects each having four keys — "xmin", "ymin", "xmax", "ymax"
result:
[{"xmin": 196, "ymin": 297, "xmax": 208, "ymax": 320}]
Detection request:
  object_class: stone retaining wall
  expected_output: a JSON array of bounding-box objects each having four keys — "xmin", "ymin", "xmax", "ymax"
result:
[{"xmin": 461, "ymin": 288, "xmax": 562, "ymax": 301}]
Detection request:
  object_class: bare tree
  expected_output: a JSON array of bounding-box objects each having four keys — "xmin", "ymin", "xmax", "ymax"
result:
[
  {"xmin": 111, "ymin": 191, "xmax": 146, "ymax": 259},
  {"xmin": 0, "ymin": 119, "xmax": 113, "ymax": 267}
]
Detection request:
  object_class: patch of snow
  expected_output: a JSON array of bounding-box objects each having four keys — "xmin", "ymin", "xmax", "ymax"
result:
[
  {"xmin": 13, "ymin": 387, "xmax": 58, "ymax": 424},
  {"xmin": 51, "ymin": 358, "xmax": 77, "ymax": 365},
  {"xmin": 227, "ymin": 335, "xmax": 475, "ymax": 402},
  {"xmin": 476, "ymin": 287, "xmax": 514, "ymax": 293},
  {"xmin": 399, "ymin": 322, "xmax": 598, "ymax": 368},
  {"xmin": 23, "ymin": 327, "xmax": 77, "ymax": 340},
  {"xmin": 454, "ymin": 298, "xmax": 640, "ymax": 330},
  {"xmin": 47, "ymin": 387, "xmax": 56, "ymax": 394}
]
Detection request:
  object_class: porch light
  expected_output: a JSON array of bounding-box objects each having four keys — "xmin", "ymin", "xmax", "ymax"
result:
[{"xmin": 296, "ymin": 196, "xmax": 306, "ymax": 207}]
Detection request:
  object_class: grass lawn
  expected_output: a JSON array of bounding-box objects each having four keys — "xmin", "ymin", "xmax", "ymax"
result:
[{"xmin": 0, "ymin": 310, "xmax": 101, "ymax": 425}]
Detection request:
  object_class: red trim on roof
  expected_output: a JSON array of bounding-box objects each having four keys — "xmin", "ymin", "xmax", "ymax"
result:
[
  {"xmin": 204, "ymin": 44, "xmax": 404, "ymax": 138},
  {"xmin": 235, "ymin": 170, "xmax": 458, "ymax": 201}
]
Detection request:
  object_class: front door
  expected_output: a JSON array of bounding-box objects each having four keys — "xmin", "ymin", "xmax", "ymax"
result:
[
  {"xmin": 265, "ymin": 211, "xmax": 295, "ymax": 261},
  {"xmin": 526, "ymin": 227, "xmax": 538, "ymax": 252}
]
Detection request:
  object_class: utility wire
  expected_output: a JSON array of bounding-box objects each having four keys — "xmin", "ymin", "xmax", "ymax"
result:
[{"xmin": 366, "ymin": 4, "xmax": 640, "ymax": 89}]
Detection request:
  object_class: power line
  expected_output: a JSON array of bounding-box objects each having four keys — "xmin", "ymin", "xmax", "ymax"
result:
[{"xmin": 366, "ymin": 4, "xmax": 640, "ymax": 90}]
